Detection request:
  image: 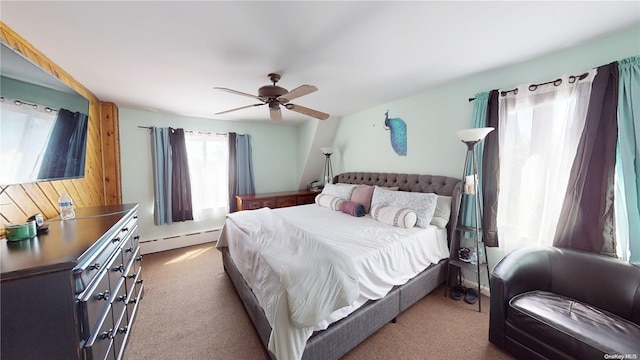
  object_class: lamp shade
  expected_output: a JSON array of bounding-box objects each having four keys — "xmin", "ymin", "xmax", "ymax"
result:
[
  {"xmin": 455, "ymin": 127, "xmax": 494, "ymax": 142},
  {"xmin": 320, "ymin": 147, "xmax": 334, "ymax": 155}
]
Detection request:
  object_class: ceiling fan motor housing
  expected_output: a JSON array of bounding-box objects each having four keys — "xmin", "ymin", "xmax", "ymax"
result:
[{"xmin": 258, "ymin": 85, "xmax": 288, "ymax": 99}]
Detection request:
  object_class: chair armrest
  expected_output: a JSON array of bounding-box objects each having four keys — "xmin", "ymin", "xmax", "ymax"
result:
[{"xmin": 489, "ymin": 247, "xmax": 553, "ymax": 346}]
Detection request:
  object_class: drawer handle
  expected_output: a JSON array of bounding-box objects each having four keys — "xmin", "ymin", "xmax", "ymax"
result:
[
  {"xmin": 127, "ymin": 272, "xmax": 138, "ymax": 279},
  {"xmin": 116, "ymin": 294, "xmax": 127, "ymax": 303},
  {"xmin": 117, "ymin": 326, "xmax": 128, "ymax": 335},
  {"xmin": 136, "ymin": 279, "xmax": 144, "ymax": 284},
  {"xmin": 121, "ymin": 227, "xmax": 129, "ymax": 232},
  {"xmin": 128, "ymin": 298, "xmax": 137, "ymax": 305},
  {"xmin": 112, "ymin": 264, "xmax": 125, "ymax": 273},
  {"xmin": 125, "ymin": 246, "xmax": 134, "ymax": 253},
  {"xmin": 112, "ymin": 237, "xmax": 121, "ymax": 243},
  {"xmin": 89, "ymin": 263, "xmax": 101, "ymax": 271},
  {"xmin": 134, "ymin": 235, "xmax": 140, "ymax": 240},
  {"xmin": 135, "ymin": 255, "xmax": 143, "ymax": 262},
  {"xmin": 94, "ymin": 290, "xmax": 110, "ymax": 301}
]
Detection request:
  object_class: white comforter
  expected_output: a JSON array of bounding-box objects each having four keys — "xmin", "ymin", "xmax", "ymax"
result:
[
  {"xmin": 217, "ymin": 204, "xmax": 449, "ymax": 360},
  {"xmin": 223, "ymin": 207, "xmax": 359, "ymax": 328}
]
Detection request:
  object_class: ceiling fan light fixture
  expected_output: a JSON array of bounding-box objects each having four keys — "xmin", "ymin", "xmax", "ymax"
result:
[{"xmin": 269, "ymin": 102, "xmax": 280, "ymax": 111}]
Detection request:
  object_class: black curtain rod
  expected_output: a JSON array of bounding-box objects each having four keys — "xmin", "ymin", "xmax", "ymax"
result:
[
  {"xmin": 1, "ymin": 96, "xmax": 58, "ymax": 112},
  {"xmin": 137, "ymin": 126, "xmax": 227, "ymax": 136},
  {"xmin": 468, "ymin": 71, "xmax": 590, "ymax": 101}
]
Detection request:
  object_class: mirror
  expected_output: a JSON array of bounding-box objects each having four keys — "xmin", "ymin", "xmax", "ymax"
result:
[{"xmin": 0, "ymin": 41, "xmax": 90, "ymax": 185}]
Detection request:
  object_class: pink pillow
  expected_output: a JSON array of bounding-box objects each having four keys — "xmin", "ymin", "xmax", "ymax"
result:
[{"xmin": 350, "ymin": 185, "xmax": 375, "ymax": 213}]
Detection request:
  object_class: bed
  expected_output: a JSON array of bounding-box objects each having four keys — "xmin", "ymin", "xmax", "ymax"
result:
[{"xmin": 217, "ymin": 172, "xmax": 462, "ymax": 360}]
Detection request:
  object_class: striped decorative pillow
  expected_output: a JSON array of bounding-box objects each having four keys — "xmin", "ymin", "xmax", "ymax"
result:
[
  {"xmin": 315, "ymin": 193, "xmax": 344, "ymax": 211},
  {"xmin": 370, "ymin": 205, "xmax": 418, "ymax": 228}
]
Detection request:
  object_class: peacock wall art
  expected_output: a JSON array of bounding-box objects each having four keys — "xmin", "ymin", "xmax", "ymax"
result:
[{"xmin": 384, "ymin": 110, "xmax": 407, "ymax": 156}]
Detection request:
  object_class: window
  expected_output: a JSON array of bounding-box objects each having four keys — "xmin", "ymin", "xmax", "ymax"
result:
[
  {"xmin": 0, "ymin": 98, "xmax": 56, "ymax": 184},
  {"xmin": 185, "ymin": 132, "xmax": 228, "ymax": 221},
  {"xmin": 496, "ymin": 71, "xmax": 596, "ymax": 254}
]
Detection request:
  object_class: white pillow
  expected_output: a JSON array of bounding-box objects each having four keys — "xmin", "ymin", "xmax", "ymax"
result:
[
  {"xmin": 315, "ymin": 193, "xmax": 344, "ymax": 211},
  {"xmin": 430, "ymin": 195, "xmax": 452, "ymax": 229},
  {"xmin": 321, "ymin": 183, "xmax": 357, "ymax": 200},
  {"xmin": 370, "ymin": 186, "xmax": 437, "ymax": 228},
  {"xmin": 371, "ymin": 205, "xmax": 417, "ymax": 228}
]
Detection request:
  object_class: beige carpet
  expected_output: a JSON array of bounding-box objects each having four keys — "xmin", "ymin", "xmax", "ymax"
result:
[{"xmin": 124, "ymin": 243, "xmax": 514, "ymax": 360}]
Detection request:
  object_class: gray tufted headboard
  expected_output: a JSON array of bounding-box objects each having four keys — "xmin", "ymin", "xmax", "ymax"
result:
[{"xmin": 333, "ymin": 172, "xmax": 462, "ymax": 242}]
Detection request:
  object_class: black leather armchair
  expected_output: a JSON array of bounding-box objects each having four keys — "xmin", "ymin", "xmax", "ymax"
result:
[{"xmin": 489, "ymin": 246, "xmax": 640, "ymax": 359}]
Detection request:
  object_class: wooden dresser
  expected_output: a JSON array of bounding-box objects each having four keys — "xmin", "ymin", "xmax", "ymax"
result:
[
  {"xmin": 236, "ymin": 189, "xmax": 319, "ymax": 211},
  {"xmin": 1, "ymin": 204, "xmax": 143, "ymax": 360}
]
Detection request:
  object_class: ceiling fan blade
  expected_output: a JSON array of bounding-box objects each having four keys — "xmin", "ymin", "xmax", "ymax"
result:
[
  {"xmin": 278, "ymin": 85, "xmax": 317, "ymax": 102},
  {"xmin": 269, "ymin": 105, "xmax": 283, "ymax": 123},
  {"xmin": 215, "ymin": 103, "xmax": 264, "ymax": 115},
  {"xmin": 214, "ymin": 87, "xmax": 264, "ymax": 100},
  {"xmin": 285, "ymin": 103, "xmax": 329, "ymax": 120}
]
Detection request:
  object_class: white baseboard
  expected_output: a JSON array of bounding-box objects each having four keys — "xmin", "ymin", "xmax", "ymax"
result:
[
  {"xmin": 140, "ymin": 229, "xmax": 220, "ymax": 255},
  {"xmin": 461, "ymin": 278, "xmax": 491, "ymax": 297}
]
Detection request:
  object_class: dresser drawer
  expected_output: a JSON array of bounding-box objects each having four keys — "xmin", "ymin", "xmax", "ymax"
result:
[
  {"xmin": 124, "ymin": 247, "xmax": 141, "ymax": 296},
  {"xmin": 276, "ymin": 196, "xmax": 297, "ymax": 207},
  {"xmin": 79, "ymin": 248, "xmax": 123, "ymax": 339},
  {"xmin": 111, "ymin": 277, "xmax": 128, "ymax": 329},
  {"xmin": 297, "ymin": 194, "xmax": 317, "ymax": 205},
  {"xmin": 244, "ymin": 200, "xmax": 263, "ymax": 210},
  {"xmin": 78, "ymin": 268, "xmax": 112, "ymax": 341},
  {"xmin": 121, "ymin": 226, "xmax": 139, "ymax": 268},
  {"xmin": 75, "ymin": 242, "xmax": 120, "ymax": 295},
  {"xmin": 125, "ymin": 248, "xmax": 144, "ymax": 307},
  {"xmin": 262, "ymin": 198, "xmax": 277, "ymax": 208},
  {"xmin": 84, "ymin": 305, "xmax": 115, "ymax": 360}
]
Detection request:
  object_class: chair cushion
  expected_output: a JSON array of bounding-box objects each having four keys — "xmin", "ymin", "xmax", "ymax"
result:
[{"xmin": 507, "ymin": 290, "xmax": 640, "ymax": 357}]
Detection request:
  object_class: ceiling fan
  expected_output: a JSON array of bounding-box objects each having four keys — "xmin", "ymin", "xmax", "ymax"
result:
[{"xmin": 214, "ymin": 73, "xmax": 330, "ymax": 123}]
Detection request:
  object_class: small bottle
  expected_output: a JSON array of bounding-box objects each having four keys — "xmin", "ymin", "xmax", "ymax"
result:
[
  {"xmin": 478, "ymin": 246, "xmax": 485, "ymax": 264},
  {"xmin": 58, "ymin": 192, "xmax": 75, "ymax": 220},
  {"xmin": 470, "ymin": 248, "xmax": 478, "ymax": 265}
]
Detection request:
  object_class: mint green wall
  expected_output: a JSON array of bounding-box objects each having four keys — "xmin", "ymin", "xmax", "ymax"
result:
[
  {"xmin": 333, "ymin": 26, "xmax": 640, "ymax": 180},
  {"xmin": 1, "ymin": 76, "xmax": 89, "ymax": 114},
  {"xmin": 119, "ymin": 108, "xmax": 298, "ymax": 242},
  {"xmin": 331, "ymin": 26, "xmax": 640, "ymax": 290},
  {"xmin": 296, "ymin": 118, "xmax": 319, "ymax": 185}
]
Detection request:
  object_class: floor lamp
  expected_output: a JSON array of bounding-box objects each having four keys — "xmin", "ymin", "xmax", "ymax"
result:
[
  {"xmin": 452, "ymin": 127, "xmax": 494, "ymax": 312},
  {"xmin": 320, "ymin": 147, "xmax": 334, "ymax": 186}
]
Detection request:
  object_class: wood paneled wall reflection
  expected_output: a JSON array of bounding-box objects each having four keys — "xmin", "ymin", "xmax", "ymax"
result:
[{"xmin": 0, "ymin": 22, "xmax": 122, "ymax": 235}]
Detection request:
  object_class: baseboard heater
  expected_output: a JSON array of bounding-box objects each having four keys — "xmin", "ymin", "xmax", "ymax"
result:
[{"xmin": 140, "ymin": 229, "xmax": 221, "ymax": 254}]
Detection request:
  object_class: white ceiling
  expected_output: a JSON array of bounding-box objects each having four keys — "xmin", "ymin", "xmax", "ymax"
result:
[{"xmin": 1, "ymin": 1, "xmax": 639, "ymax": 125}]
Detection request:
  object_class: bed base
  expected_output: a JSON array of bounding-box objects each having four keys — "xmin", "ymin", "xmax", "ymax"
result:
[
  {"xmin": 222, "ymin": 172, "xmax": 461, "ymax": 359},
  {"xmin": 222, "ymin": 247, "xmax": 448, "ymax": 360}
]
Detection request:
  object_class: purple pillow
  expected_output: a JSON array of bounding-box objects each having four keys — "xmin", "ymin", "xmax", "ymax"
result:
[{"xmin": 340, "ymin": 200, "xmax": 366, "ymax": 217}]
